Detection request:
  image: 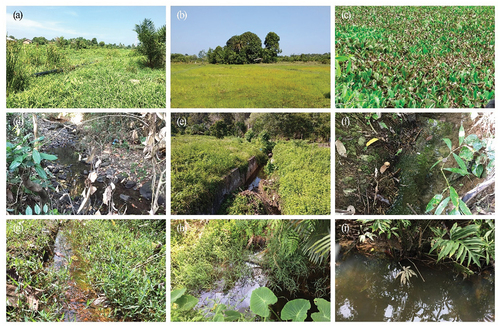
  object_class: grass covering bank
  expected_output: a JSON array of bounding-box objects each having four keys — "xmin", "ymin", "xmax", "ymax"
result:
[
  {"xmin": 270, "ymin": 141, "xmax": 330, "ymax": 215},
  {"xmin": 171, "ymin": 63, "xmax": 330, "ymax": 108},
  {"xmin": 171, "ymin": 135, "xmax": 267, "ymax": 215},
  {"xmin": 335, "ymin": 6, "xmax": 495, "ymax": 108},
  {"xmin": 69, "ymin": 219, "xmax": 166, "ymax": 321},
  {"xmin": 7, "ymin": 45, "xmax": 165, "ymax": 108}
]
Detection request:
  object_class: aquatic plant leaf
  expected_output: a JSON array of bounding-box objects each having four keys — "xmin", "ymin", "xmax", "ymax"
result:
[
  {"xmin": 281, "ymin": 299, "xmax": 311, "ymax": 322},
  {"xmin": 250, "ymin": 287, "xmax": 277, "ymax": 318},
  {"xmin": 335, "ymin": 140, "xmax": 347, "ymax": 157},
  {"xmin": 459, "ymin": 125, "xmax": 465, "ymax": 146},
  {"xmin": 32, "ymin": 149, "xmax": 41, "ymax": 164},
  {"xmin": 311, "ymin": 298, "xmax": 330, "ymax": 321},
  {"xmin": 443, "ymin": 138, "xmax": 452, "ymax": 151},
  {"xmin": 170, "ymin": 288, "xmax": 186, "ymax": 303},
  {"xmin": 224, "ymin": 310, "xmax": 242, "ymax": 321},
  {"xmin": 449, "ymin": 186, "xmax": 459, "ymax": 208},
  {"xmin": 434, "ymin": 196, "xmax": 450, "ymax": 215},
  {"xmin": 366, "ymin": 138, "xmax": 379, "ymax": 147},
  {"xmin": 175, "ymin": 294, "xmax": 198, "ymax": 311},
  {"xmin": 426, "ymin": 194, "xmax": 443, "ymax": 213}
]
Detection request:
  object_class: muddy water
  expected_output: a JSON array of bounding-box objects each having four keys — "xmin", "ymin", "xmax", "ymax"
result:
[
  {"xmin": 335, "ymin": 254, "xmax": 494, "ymax": 321},
  {"xmin": 387, "ymin": 113, "xmax": 493, "ymax": 214},
  {"xmin": 47, "ymin": 228, "xmax": 114, "ymax": 322},
  {"xmin": 46, "ymin": 146, "xmax": 149, "ymax": 215},
  {"xmin": 246, "ymin": 168, "xmax": 267, "ymax": 191}
]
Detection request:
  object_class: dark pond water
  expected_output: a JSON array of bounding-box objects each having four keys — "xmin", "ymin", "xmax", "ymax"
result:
[
  {"xmin": 335, "ymin": 254, "xmax": 494, "ymax": 321},
  {"xmin": 246, "ymin": 168, "xmax": 267, "ymax": 191}
]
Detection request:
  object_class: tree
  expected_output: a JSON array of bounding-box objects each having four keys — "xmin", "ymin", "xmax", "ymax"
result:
[
  {"xmin": 264, "ymin": 32, "xmax": 281, "ymax": 63},
  {"xmin": 99, "ymin": 41, "xmax": 105, "ymax": 47},
  {"xmin": 133, "ymin": 18, "xmax": 166, "ymax": 68},
  {"xmin": 239, "ymin": 32, "xmax": 262, "ymax": 63},
  {"xmin": 198, "ymin": 50, "xmax": 207, "ymax": 62},
  {"xmin": 91, "ymin": 37, "xmax": 98, "ymax": 46}
]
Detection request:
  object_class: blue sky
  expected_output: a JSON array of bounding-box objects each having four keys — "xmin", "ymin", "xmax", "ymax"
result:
[
  {"xmin": 6, "ymin": 6, "xmax": 166, "ymax": 45},
  {"xmin": 172, "ymin": 6, "xmax": 330, "ymax": 56}
]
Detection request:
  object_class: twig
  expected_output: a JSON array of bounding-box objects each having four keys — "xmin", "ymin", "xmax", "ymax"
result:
[
  {"xmin": 407, "ymin": 258, "xmax": 425, "ymax": 282},
  {"xmin": 406, "ymin": 203, "xmax": 418, "ymax": 215}
]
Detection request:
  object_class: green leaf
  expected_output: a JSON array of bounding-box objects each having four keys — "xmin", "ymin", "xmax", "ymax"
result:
[
  {"xmin": 458, "ymin": 200, "xmax": 472, "ymax": 215},
  {"xmin": 459, "ymin": 125, "xmax": 465, "ymax": 146},
  {"xmin": 250, "ymin": 287, "xmax": 278, "ymax": 318},
  {"xmin": 25, "ymin": 206, "xmax": 33, "ymax": 215},
  {"xmin": 449, "ymin": 186, "xmax": 459, "ymax": 208},
  {"xmin": 281, "ymin": 299, "xmax": 311, "ymax": 322},
  {"xmin": 175, "ymin": 294, "xmax": 198, "ymax": 311},
  {"xmin": 224, "ymin": 310, "xmax": 242, "ymax": 321},
  {"xmin": 212, "ymin": 313, "xmax": 224, "ymax": 322},
  {"xmin": 32, "ymin": 149, "xmax": 41, "ymax": 164},
  {"xmin": 443, "ymin": 138, "xmax": 452, "ymax": 151},
  {"xmin": 311, "ymin": 298, "xmax": 330, "ymax": 322},
  {"xmin": 40, "ymin": 152, "xmax": 58, "ymax": 161},
  {"xmin": 472, "ymin": 164, "xmax": 483, "ymax": 178},
  {"xmin": 453, "ymin": 153, "xmax": 468, "ymax": 172},
  {"xmin": 430, "ymin": 158, "xmax": 443, "ymax": 170},
  {"xmin": 435, "ymin": 196, "xmax": 450, "ymax": 215},
  {"xmin": 9, "ymin": 155, "xmax": 25, "ymax": 171},
  {"xmin": 170, "ymin": 288, "xmax": 186, "ymax": 304},
  {"xmin": 346, "ymin": 59, "xmax": 352, "ymax": 74},
  {"xmin": 443, "ymin": 167, "xmax": 469, "ymax": 176},
  {"xmin": 34, "ymin": 204, "xmax": 41, "ymax": 215},
  {"xmin": 464, "ymin": 134, "xmax": 484, "ymax": 151},
  {"xmin": 459, "ymin": 146, "xmax": 474, "ymax": 162},
  {"xmin": 35, "ymin": 164, "xmax": 47, "ymax": 179},
  {"xmin": 379, "ymin": 122, "xmax": 388, "ymax": 129},
  {"xmin": 426, "ymin": 194, "xmax": 443, "ymax": 213},
  {"xmin": 335, "ymin": 60, "xmax": 341, "ymax": 78},
  {"xmin": 43, "ymin": 204, "xmax": 49, "ymax": 214}
]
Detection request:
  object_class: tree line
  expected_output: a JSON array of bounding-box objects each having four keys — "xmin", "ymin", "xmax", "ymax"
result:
[{"xmin": 172, "ymin": 113, "xmax": 330, "ymax": 142}]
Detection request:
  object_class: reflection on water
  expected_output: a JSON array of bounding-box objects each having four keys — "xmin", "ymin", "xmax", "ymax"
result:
[{"xmin": 336, "ymin": 254, "xmax": 494, "ymax": 321}]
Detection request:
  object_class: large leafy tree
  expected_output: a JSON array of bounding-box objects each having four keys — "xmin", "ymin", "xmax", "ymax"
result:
[
  {"xmin": 133, "ymin": 18, "xmax": 166, "ymax": 68},
  {"xmin": 263, "ymin": 32, "xmax": 281, "ymax": 63}
]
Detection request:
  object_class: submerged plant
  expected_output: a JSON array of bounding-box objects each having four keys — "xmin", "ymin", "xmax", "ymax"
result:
[{"xmin": 396, "ymin": 266, "xmax": 416, "ymax": 285}]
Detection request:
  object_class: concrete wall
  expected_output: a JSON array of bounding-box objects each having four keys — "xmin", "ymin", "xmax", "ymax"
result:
[{"xmin": 208, "ymin": 156, "xmax": 259, "ymax": 214}]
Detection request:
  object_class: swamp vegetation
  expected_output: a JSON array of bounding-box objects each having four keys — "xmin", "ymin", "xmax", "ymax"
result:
[
  {"xmin": 336, "ymin": 113, "xmax": 494, "ymax": 215},
  {"xmin": 171, "ymin": 219, "xmax": 330, "ymax": 322},
  {"xmin": 6, "ymin": 219, "xmax": 166, "ymax": 322},
  {"xmin": 6, "ymin": 112, "xmax": 166, "ymax": 215},
  {"xmin": 335, "ymin": 219, "xmax": 495, "ymax": 321}
]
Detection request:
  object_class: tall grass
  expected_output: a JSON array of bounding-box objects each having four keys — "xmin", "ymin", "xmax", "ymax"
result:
[
  {"xmin": 171, "ymin": 63, "xmax": 330, "ymax": 108},
  {"xmin": 171, "ymin": 135, "xmax": 267, "ymax": 214}
]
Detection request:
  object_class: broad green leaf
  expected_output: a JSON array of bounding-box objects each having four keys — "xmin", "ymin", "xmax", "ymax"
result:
[
  {"xmin": 281, "ymin": 299, "xmax": 311, "ymax": 322},
  {"xmin": 212, "ymin": 314, "xmax": 224, "ymax": 322},
  {"xmin": 335, "ymin": 60, "xmax": 341, "ymax": 77},
  {"xmin": 449, "ymin": 186, "xmax": 459, "ymax": 208},
  {"xmin": 9, "ymin": 155, "xmax": 25, "ymax": 171},
  {"xmin": 311, "ymin": 298, "xmax": 330, "ymax": 322},
  {"xmin": 336, "ymin": 56, "xmax": 349, "ymax": 62},
  {"xmin": 453, "ymin": 153, "xmax": 468, "ymax": 172},
  {"xmin": 443, "ymin": 138, "xmax": 452, "ymax": 151},
  {"xmin": 458, "ymin": 200, "xmax": 472, "ymax": 215},
  {"xmin": 40, "ymin": 152, "xmax": 58, "ymax": 161},
  {"xmin": 459, "ymin": 147, "xmax": 474, "ymax": 162},
  {"xmin": 26, "ymin": 206, "xmax": 33, "ymax": 215},
  {"xmin": 170, "ymin": 288, "xmax": 186, "ymax": 304},
  {"xmin": 449, "ymin": 208, "xmax": 461, "ymax": 215},
  {"xmin": 435, "ymin": 196, "xmax": 450, "ymax": 215},
  {"xmin": 426, "ymin": 194, "xmax": 443, "ymax": 213},
  {"xmin": 32, "ymin": 149, "xmax": 41, "ymax": 164},
  {"xmin": 224, "ymin": 310, "xmax": 242, "ymax": 321},
  {"xmin": 250, "ymin": 287, "xmax": 278, "ymax": 318},
  {"xmin": 459, "ymin": 124, "xmax": 465, "ymax": 145},
  {"xmin": 43, "ymin": 204, "xmax": 49, "ymax": 214},
  {"xmin": 464, "ymin": 134, "xmax": 484, "ymax": 151},
  {"xmin": 34, "ymin": 204, "xmax": 41, "ymax": 215},
  {"xmin": 175, "ymin": 294, "xmax": 198, "ymax": 311}
]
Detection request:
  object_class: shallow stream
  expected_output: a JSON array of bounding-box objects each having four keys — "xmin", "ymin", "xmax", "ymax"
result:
[{"xmin": 335, "ymin": 254, "xmax": 494, "ymax": 321}]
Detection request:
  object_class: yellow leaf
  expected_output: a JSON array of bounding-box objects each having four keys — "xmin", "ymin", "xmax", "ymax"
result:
[
  {"xmin": 71, "ymin": 255, "xmax": 78, "ymax": 261},
  {"xmin": 111, "ymin": 220, "xmax": 116, "ymax": 226},
  {"xmin": 366, "ymin": 138, "xmax": 379, "ymax": 147}
]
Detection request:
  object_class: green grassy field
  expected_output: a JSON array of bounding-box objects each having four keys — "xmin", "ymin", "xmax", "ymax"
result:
[
  {"xmin": 171, "ymin": 135, "xmax": 267, "ymax": 215},
  {"xmin": 7, "ymin": 46, "xmax": 166, "ymax": 108},
  {"xmin": 335, "ymin": 6, "xmax": 495, "ymax": 108},
  {"xmin": 270, "ymin": 141, "xmax": 330, "ymax": 215},
  {"xmin": 171, "ymin": 63, "xmax": 330, "ymax": 108}
]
